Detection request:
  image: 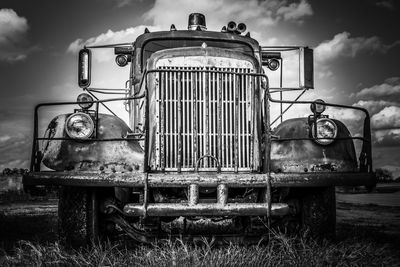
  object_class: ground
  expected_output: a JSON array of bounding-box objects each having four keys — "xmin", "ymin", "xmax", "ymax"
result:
[{"xmin": 0, "ymin": 176, "xmax": 400, "ymax": 265}]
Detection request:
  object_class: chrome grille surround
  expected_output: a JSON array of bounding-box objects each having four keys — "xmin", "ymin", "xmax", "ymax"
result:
[{"xmin": 153, "ymin": 63, "xmax": 255, "ymax": 172}]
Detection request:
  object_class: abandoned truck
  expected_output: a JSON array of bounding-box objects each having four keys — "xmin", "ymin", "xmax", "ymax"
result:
[{"xmin": 24, "ymin": 13, "xmax": 375, "ymax": 246}]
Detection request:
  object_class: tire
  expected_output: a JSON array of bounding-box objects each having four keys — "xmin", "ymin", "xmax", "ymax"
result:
[
  {"xmin": 58, "ymin": 187, "xmax": 98, "ymax": 247},
  {"xmin": 300, "ymin": 186, "xmax": 336, "ymax": 240}
]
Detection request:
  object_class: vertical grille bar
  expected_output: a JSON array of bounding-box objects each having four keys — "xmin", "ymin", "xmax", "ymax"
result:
[
  {"xmin": 177, "ymin": 72, "xmax": 182, "ymax": 172},
  {"xmin": 192, "ymin": 72, "xmax": 198, "ymax": 168},
  {"xmin": 205, "ymin": 70, "xmax": 210, "ymax": 167},
  {"xmin": 159, "ymin": 71, "xmax": 165, "ymax": 171},
  {"xmin": 217, "ymin": 73, "xmax": 222, "ymax": 172},
  {"xmin": 234, "ymin": 74, "xmax": 239, "ymax": 173}
]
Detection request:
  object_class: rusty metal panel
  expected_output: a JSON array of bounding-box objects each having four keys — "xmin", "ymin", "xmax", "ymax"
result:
[
  {"xmin": 270, "ymin": 118, "xmax": 358, "ymax": 173},
  {"xmin": 23, "ymin": 171, "xmax": 376, "ymax": 188},
  {"xmin": 41, "ymin": 113, "xmax": 144, "ymax": 172}
]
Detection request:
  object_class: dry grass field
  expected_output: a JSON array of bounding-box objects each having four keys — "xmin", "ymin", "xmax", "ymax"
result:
[{"xmin": 1, "ymin": 175, "xmax": 399, "ymax": 266}]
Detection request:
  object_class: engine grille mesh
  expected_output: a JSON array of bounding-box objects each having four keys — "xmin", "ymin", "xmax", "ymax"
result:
[{"xmin": 155, "ymin": 67, "xmax": 254, "ymax": 172}]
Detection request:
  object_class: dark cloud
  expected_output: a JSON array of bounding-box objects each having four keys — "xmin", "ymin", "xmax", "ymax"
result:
[
  {"xmin": 356, "ymin": 77, "xmax": 400, "ymax": 101},
  {"xmin": 375, "ymin": 0, "xmax": 396, "ymax": 10},
  {"xmin": 373, "ymin": 129, "xmax": 400, "ymax": 147},
  {"xmin": 0, "ymin": 132, "xmax": 31, "ymax": 170},
  {"xmin": 314, "ymin": 32, "xmax": 400, "ymax": 64}
]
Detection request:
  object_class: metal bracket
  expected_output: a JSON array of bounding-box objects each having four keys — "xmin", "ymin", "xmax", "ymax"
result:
[{"xmin": 195, "ymin": 155, "xmax": 221, "ymax": 172}]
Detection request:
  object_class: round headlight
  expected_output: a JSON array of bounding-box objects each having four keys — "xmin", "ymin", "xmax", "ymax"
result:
[
  {"xmin": 115, "ymin": 55, "xmax": 128, "ymax": 67},
  {"xmin": 65, "ymin": 113, "xmax": 94, "ymax": 139},
  {"xmin": 311, "ymin": 118, "xmax": 337, "ymax": 145},
  {"xmin": 267, "ymin": 58, "xmax": 280, "ymax": 71},
  {"xmin": 77, "ymin": 93, "xmax": 94, "ymax": 109},
  {"xmin": 310, "ymin": 99, "xmax": 326, "ymax": 114}
]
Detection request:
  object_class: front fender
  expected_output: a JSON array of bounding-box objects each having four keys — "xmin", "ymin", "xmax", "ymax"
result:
[
  {"xmin": 270, "ymin": 118, "xmax": 358, "ymax": 173},
  {"xmin": 41, "ymin": 113, "xmax": 144, "ymax": 172}
]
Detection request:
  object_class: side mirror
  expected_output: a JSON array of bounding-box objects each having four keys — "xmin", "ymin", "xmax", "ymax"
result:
[
  {"xmin": 300, "ymin": 47, "xmax": 313, "ymax": 89},
  {"xmin": 78, "ymin": 48, "xmax": 91, "ymax": 88}
]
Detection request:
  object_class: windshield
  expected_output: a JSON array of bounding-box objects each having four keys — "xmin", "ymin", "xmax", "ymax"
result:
[{"xmin": 142, "ymin": 39, "xmax": 254, "ymax": 68}]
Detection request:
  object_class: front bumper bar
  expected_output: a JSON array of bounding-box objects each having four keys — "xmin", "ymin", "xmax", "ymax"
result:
[
  {"xmin": 123, "ymin": 203, "xmax": 289, "ymax": 217},
  {"xmin": 24, "ymin": 171, "xmax": 374, "ymax": 218},
  {"xmin": 23, "ymin": 171, "xmax": 376, "ymax": 188}
]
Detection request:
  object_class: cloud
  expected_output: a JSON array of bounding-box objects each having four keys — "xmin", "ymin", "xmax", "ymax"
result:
[
  {"xmin": 67, "ymin": 26, "xmax": 161, "ymax": 61},
  {"xmin": 374, "ymin": 129, "xmax": 400, "ymax": 146},
  {"xmin": 276, "ymin": 0, "xmax": 313, "ymax": 22},
  {"xmin": 0, "ymin": 9, "xmax": 30, "ymax": 62},
  {"xmin": 375, "ymin": 0, "xmax": 396, "ymax": 10},
  {"xmin": 354, "ymin": 100, "xmax": 399, "ymax": 115},
  {"xmin": 144, "ymin": 0, "xmax": 312, "ymax": 30},
  {"xmin": 356, "ymin": 77, "xmax": 400, "ymax": 100},
  {"xmin": 352, "ymin": 78, "xmax": 400, "ymax": 147},
  {"xmin": 68, "ymin": 0, "xmax": 313, "ymax": 62},
  {"xmin": 371, "ymin": 106, "xmax": 400, "ymax": 129},
  {"xmin": 113, "ymin": 0, "xmax": 137, "ymax": 8},
  {"xmin": 0, "ymin": 135, "xmax": 11, "ymax": 143},
  {"xmin": 314, "ymin": 32, "xmax": 400, "ymax": 64},
  {"xmin": 328, "ymin": 107, "xmax": 364, "ymax": 121}
]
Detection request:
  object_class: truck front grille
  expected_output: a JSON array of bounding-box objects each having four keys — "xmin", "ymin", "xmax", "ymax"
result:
[{"xmin": 155, "ymin": 67, "xmax": 254, "ymax": 172}]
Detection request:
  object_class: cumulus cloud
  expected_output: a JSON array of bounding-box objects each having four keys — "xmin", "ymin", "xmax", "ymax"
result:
[
  {"xmin": 371, "ymin": 106, "xmax": 400, "ymax": 129},
  {"xmin": 67, "ymin": 25, "xmax": 161, "ymax": 61},
  {"xmin": 374, "ymin": 129, "xmax": 400, "ymax": 146},
  {"xmin": 0, "ymin": 8, "xmax": 30, "ymax": 62},
  {"xmin": 276, "ymin": 0, "xmax": 313, "ymax": 22},
  {"xmin": 328, "ymin": 107, "xmax": 364, "ymax": 122},
  {"xmin": 144, "ymin": 0, "xmax": 312, "ymax": 30},
  {"xmin": 354, "ymin": 100, "xmax": 399, "ymax": 115},
  {"xmin": 314, "ymin": 32, "xmax": 400, "ymax": 64},
  {"xmin": 68, "ymin": 0, "xmax": 313, "ymax": 61},
  {"xmin": 356, "ymin": 77, "xmax": 400, "ymax": 100},
  {"xmin": 351, "ymin": 77, "xmax": 400, "ymax": 147}
]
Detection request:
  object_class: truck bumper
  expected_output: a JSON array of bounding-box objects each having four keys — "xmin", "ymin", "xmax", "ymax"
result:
[
  {"xmin": 23, "ymin": 171, "xmax": 376, "ymax": 188},
  {"xmin": 23, "ymin": 171, "xmax": 374, "ymax": 218}
]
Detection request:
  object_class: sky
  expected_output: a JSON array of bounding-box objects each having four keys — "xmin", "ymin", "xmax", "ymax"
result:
[{"xmin": 0, "ymin": 0, "xmax": 399, "ymax": 177}]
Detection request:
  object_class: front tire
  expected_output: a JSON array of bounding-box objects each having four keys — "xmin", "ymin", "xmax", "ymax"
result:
[
  {"xmin": 58, "ymin": 187, "xmax": 98, "ymax": 247},
  {"xmin": 300, "ymin": 186, "xmax": 336, "ymax": 239}
]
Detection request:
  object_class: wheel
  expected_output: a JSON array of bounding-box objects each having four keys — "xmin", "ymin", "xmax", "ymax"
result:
[
  {"xmin": 58, "ymin": 187, "xmax": 98, "ymax": 247},
  {"xmin": 300, "ymin": 186, "xmax": 336, "ymax": 239}
]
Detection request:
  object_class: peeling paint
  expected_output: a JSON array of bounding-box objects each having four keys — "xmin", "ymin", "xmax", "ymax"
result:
[
  {"xmin": 41, "ymin": 113, "xmax": 144, "ymax": 172},
  {"xmin": 270, "ymin": 118, "xmax": 358, "ymax": 173}
]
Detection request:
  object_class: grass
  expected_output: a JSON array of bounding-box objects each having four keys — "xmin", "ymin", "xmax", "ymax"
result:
[{"xmin": 1, "ymin": 227, "xmax": 399, "ymax": 267}]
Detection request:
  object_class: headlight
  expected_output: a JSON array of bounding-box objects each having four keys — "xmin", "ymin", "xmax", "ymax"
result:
[
  {"xmin": 77, "ymin": 93, "xmax": 94, "ymax": 109},
  {"xmin": 311, "ymin": 118, "xmax": 337, "ymax": 145},
  {"xmin": 310, "ymin": 99, "xmax": 326, "ymax": 114},
  {"xmin": 65, "ymin": 113, "xmax": 94, "ymax": 139}
]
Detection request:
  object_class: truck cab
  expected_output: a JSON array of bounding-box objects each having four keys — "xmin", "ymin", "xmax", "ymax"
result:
[{"xmin": 24, "ymin": 13, "xmax": 375, "ymax": 246}]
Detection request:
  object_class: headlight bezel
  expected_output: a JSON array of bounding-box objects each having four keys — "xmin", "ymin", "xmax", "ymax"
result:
[
  {"xmin": 77, "ymin": 93, "xmax": 94, "ymax": 109},
  {"xmin": 65, "ymin": 112, "xmax": 95, "ymax": 140},
  {"xmin": 311, "ymin": 117, "xmax": 338, "ymax": 145}
]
